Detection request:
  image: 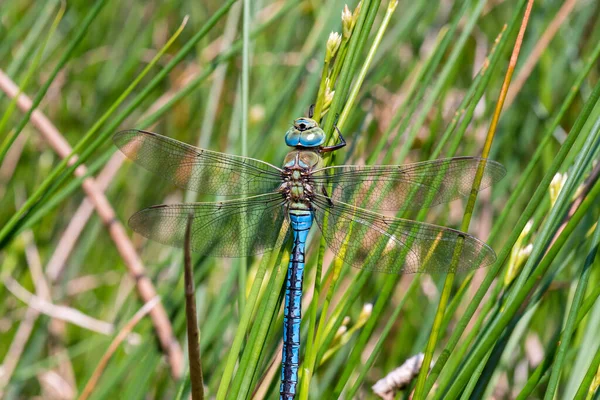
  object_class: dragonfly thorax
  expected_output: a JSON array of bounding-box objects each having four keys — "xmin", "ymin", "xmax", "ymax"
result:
[
  {"xmin": 280, "ymin": 150, "xmax": 323, "ymax": 211},
  {"xmin": 285, "ymin": 117, "xmax": 326, "ymax": 148}
]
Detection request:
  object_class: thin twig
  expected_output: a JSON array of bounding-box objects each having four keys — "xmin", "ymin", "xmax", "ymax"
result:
[
  {"xmin": 0, "ymin": 68, "xmax": 184, "ymax": 378},
  {"xmin": 24, "ymin": 226, "xmax": 76, "ymax": 390},
  {"xmin": 414, "ymin": 0, "xmax": 535, "ymax": 397},
  {"xmin": 185, "ymin": 214, "xmax": 204, "ymax": 400},
  {"xmin": 0, "ymin": 307, "xmax": 39, "ymax": 397},
  {"xmin": 0, "ymin": 196, "xmax": 74, "ymax": 396},
  {"xmin": 64, "ymin": 271, "xmax": 121, "ymax": 296},
  {"xmin": 481, "ymin": 0, "xmax": 534, "ymax": 159},
  {"xmin": 21, "ymin": 229, "xmax": 52, "ymax": 304},
  {"xmin": 4, "ymin": 277, "xmax": 116, "ymax": 335},
  {"xmin": 46, "ymin": 152, "xmax": 124, "ymax": 282},
  {"xmin": 505, "ymin": 0, "xmax": 579, "ymax": 107},
  {"xmin": 78, "ymin": 297, "xmax": 161, "ymax": 400},
  {"xmin": 0, "ymin": 132, "xmax": 27, "ymax": 198}
]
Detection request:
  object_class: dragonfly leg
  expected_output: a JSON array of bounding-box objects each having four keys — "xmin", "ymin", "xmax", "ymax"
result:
[
  {"xmin": 308, "ymin": 103, "xmax": 315, "ymax": 118},
  {"xmin": 321, "ymin": 185, "xmax": 334, "ymax": 207},
  {"xmin": 319, "ymin": 125, "xmax": 346, "ymax": 153}
]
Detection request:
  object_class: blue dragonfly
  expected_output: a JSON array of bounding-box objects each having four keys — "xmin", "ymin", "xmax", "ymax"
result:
[{"xmin": 114, "ymin": 117, "xmax": 505, "ymax": 399}]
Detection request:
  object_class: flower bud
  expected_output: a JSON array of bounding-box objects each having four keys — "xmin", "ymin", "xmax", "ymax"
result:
[
  {"xmin": 549, "ymin": 172, "xmax": 567, "ymax": 207},
  {"xmin": 508, "ymin": 244, "xmax": 534, "ymax": 282},
  {"xmin": 505, "ymin": 222, "xmax": 534, "ymax": 287},
  {"xmin": 342, "ymin": 4, "xmax": 354, "ymax": 38},
  {"xmin": 326, "ymin": 31, "xmax": 342, "ymax": 61},
  {"xmin": 359, "ymin": 303, "xmax": 373, "ymax": 321},
  {"xmin": 522, "ymin": 220, "xmax": 533, "ymax": 238},
  {"xmin": 323, "ymin": 87, "xmax": 335, "ymax": 110},
  {"xmin": 352, "ymin": 1, "xmax": 363, "ymax": 21},
  {"xmin": 335, "ymin": 325, "xmax": 348, "ymax": 340}
]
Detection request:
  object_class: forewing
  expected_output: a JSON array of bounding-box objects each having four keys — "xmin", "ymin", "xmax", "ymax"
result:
[
  {"xmin": 311, "ymin": 157, "xmax": 505, "ymax": 212},
  {"xmin": 129, "ymin": 193, "xmax": 289, "ymax": 257},
  {"xmin": 312, "ymin": 195, "xmax": 496, "ymax": 274},
  {"xmin": 114, "ymin": 129, "xmax": 283, "ymax": 195}
]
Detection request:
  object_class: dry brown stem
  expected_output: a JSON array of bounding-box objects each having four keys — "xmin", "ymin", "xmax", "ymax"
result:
[
  {"xmin": 78, "ymin": 297, "xmax": 161, "ymax": 400},
  {"xmin": 505, "ymin": 0, "xmax": 579, "ymax": 107},
  {"xmin": 0, "ymin": 68, "xmax": 183, "ymax": 378}
]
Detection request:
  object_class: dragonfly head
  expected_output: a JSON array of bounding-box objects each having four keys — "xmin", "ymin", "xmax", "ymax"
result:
[{"xmin": 285, "ymin": 117, "xmax": 326, "ymax": 148}]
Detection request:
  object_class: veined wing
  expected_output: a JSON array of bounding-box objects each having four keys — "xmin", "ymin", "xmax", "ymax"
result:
[
  {"xmin": 311, "ymin": 157, "xmax": 505, "ymax": 212},
  {"xmin": 129, "ymin": 193, "xmax": 289, "ymax": 256},
  {"xmin": 114, "ymin": 130, "xmax": 283, "ymax": 195},
  {"xmin": 312, "ymin": 194, "xmax": 496, "ymax": 274}
]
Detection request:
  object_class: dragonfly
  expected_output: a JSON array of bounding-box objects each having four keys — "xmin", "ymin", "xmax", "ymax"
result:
[{"xmin": 114, "ymin": 117, "xmax": 505, "ymax": 400}]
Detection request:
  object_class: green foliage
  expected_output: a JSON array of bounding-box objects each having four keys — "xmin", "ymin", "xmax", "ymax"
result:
[{"xmin": 1, "ymin": 0, "xmax": 600, "ymax": 399}]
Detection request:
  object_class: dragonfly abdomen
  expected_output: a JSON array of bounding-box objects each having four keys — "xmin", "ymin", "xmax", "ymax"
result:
[{"xmin": 280, "ymin": 210, "xmax": 313, "ymax": 400}]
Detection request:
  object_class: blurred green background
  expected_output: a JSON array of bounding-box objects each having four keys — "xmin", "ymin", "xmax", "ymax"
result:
[{"xmin": 1, "ymin": 0, "xmax": 600, "ymax": 399}]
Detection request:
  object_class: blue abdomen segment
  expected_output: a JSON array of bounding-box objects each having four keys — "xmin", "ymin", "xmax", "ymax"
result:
[{"xmin": 280, "ymin": 211, "xmax": 313, "ymax": 400}]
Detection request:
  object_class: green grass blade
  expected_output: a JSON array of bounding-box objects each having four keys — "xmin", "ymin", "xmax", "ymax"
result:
[
  {"xmin": 443, "ymin": 99, "xmax": 600, "ymax": 399},
  {"xmin": 426, "ymin": 55, "xmax": 600, "ymax": 400},
  {"xmin": 0, "ymin": 0, "xmax": 106, "ymax": 165}
]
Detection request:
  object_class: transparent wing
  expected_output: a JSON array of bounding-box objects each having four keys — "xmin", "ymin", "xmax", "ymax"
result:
[
  {"xmin": 311, "ymin": 157, "xmax": 505, "ymax": 212},
  {"xmin": 114, "ymin": 129, "xmax": 283, "ymax": 195},
  {"xmin": 129, "ymin": 193, "xmax": 289, "ymax": 257},
  {"xmin": 312, "ymin": 195, "xmax": 496, "ymax": 274}
]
